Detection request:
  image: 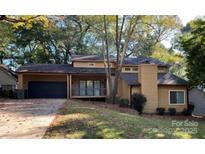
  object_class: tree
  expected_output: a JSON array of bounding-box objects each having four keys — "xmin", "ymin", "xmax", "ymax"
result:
[
  {"xmin": 0, "ymin": 22, "xmax": 13, "ymax": 64},
  {"xmin": 101, "ymin": 15, "xmax": 139, "ymax": 103},
  {"xmin": 180, "ymin": 17, "xmax": 205, "ymax": 89},
  {"xmin": 0, "ymin": 15, "xmax": 40, "ymax": 23},
  {"xmin": 151, "ymin": 43, "xmax": 186, "ymax": 79},
  {"xmin": 11, "ymin": 16, "xmax": 54, "ymax": 65},
  {"xmin": 126, "ymin": 15, "xmax": 182, "ymax": 57}
]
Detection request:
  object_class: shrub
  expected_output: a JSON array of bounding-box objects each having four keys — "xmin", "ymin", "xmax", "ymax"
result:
[
  {"xmin": 182, "ymin": 104, "xmax": 195, "ymax": 116},
  {"xmin": 0, "ymin": 90, "xmax": 16, "ymax": 99},
  {"xmin": 131, "ymin": 93, "xmax": 147, "ymax": 115},
  {"xmin": 168, "ymin": 108, "xmax": 176, "ymax": 116},
  {"xmin": 1, "ymin": 90, "xmax": 9, "ymax": 98},
  {"xmin": 156, "ymin": 108, "xmax": 165, "ymax": 115},
  {"xmin": 118, "ymin": 98, "xmax": 129, "ymax": 107}
]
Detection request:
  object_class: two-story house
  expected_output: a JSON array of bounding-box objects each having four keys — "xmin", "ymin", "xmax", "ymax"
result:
[{"xmin": 16, "ymin": 55, "xmax": 188, "ymax": 113}]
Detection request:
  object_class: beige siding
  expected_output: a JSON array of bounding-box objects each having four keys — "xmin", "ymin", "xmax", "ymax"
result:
[
  {"xmin": 73, "ymin": 61, "xmax": 115, "ymax": 68},
  {"xmin": 139, "ymin": 64, "xmax": 158, "ymax": 113},
  {"xmin": 17, "ymin": 74, "xmax": 23, "ymax": 89},
  {"xmin": 158, "ymin": 85, "xmax": 187, "ymax": 112},
  {"xmin": 0, "ymin": 68, "xmax": 16, "ymax": 86},
  {"xmin": 131, "ymin": 86, "xmax": 140, "ymax": 94},
  {"xmin": 118, "ymin": 79, "xmax": 130, "ymax": 101}
]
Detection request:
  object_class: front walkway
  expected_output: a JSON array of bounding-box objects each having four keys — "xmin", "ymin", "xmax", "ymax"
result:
[{"xmin": 0, "ymin": 99, "xmax": 65, "ymax": 139}]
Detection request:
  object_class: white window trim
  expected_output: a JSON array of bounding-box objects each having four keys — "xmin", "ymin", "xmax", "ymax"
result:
[{"xmin": 168, "ymin": 90, "xmax": 186, "ymax": 105}]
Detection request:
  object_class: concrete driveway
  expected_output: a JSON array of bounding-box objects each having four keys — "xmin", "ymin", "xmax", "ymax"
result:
[{"xmin": 0, "ymin": 99, "xmax": 65, "ymax": 139}]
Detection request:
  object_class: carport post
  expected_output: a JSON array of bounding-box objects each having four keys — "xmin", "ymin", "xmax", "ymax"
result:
[
  {"xmin": 69, "ymin": 74, "xmax": 72, "ymax": 99},
  {"xmin": 67, "ymin": 74, "xmax": 70, "ymax": 99}
]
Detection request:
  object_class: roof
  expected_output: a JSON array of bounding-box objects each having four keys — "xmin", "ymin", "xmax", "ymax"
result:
[
  {"xmin": 16, "ymin": 64, "xmax": 115, "ymax": 74},
  {"xmin": 120, "ymin": 73, "xmax": 188, "ymax": 86},
  {"xmin": 72, "ymin": 55, "xmax": 168, "ymax": 66},
  {"xmin": 72, "ymin": 55, "xmax": 115, "ymax": 61},
  {"xmin": 0, "ymin": 65, "xmax": 16, "ymax": 79},
  {"xmin": 120, "ymin": 74, "xmax": 139, "ymax": 85},
  {"xmin": 123, "ymin": 56, "xmax": 168, "ymax": 66},
  {"xmin": 158, "ymin": 73, "xmax": 188, "ymax": 85}
]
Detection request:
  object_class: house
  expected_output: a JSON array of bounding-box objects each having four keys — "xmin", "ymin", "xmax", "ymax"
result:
[
  {"xmin": 0, "ymin": 65, "xmax": 16, "ymax": 91},
  {"xmin": 189, "ymin": 88, "xmax": 205, "ymax": 116},
  {"xmin": 16, "ymin": 55, "xmax": 188, "ymax": 113}
]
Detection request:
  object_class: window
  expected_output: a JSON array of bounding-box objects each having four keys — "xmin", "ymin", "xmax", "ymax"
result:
[
  {"xmin": 79, "ymin": 80, "xmax": 105, "ymax": 96},
  {"xmin": 124, "ymin": 67, "xmax": 131, "ymax": 71},
  {"xmin": 79, "ymin": 81, "xmax": 86, "ymax": 96},
  {"xmin": 132, "ymin": 67, "xmax": 138, "ymax": 71},
  {"xmin": 169, "ymin": 90, "xmax": 185, "ymax": 105},
  {"xmin": 94, "ymin": 80, "xmax": 100, "ymax": 96},
  {"xmin": 88, "ymin": 63, "xmax": 95, "ymax": 67}
]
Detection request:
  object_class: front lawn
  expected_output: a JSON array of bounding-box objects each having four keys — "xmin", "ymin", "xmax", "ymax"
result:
[{"xmin": 44, "ymin": 100, "xmax": 205, "ymax": 139}]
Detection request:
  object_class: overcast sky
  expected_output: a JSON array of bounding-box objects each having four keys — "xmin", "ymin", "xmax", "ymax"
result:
[{"xmin": 179, "ymin": 14, "xmax": 199, "ymax": 25}]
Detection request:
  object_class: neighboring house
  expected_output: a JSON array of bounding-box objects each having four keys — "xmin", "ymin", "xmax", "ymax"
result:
[
  {"xmin": 16, "ymin": 55, "xmax": 188, "ymax": 113},
  {"xmin": 189, "ymin": 88, "xmax": 205, "ymax": 116},
  {"xmin": 0, "ymin": 65, "xmax": 16, "ymax": 91}
]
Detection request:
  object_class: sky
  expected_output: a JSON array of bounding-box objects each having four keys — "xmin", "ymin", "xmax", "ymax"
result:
[{"xmin": 179, "ymin": 14, "xmax": 199, "ymax": 26}]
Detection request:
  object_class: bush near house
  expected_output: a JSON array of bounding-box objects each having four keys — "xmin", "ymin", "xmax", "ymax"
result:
[
  {"xmin": 182, "ymin": 104, "xmax": 195, "ymax": 116},
  {"xmin": 156, "ymin": 107, "xmax": 165, "ymax": 115},
  {"xmin": 131, "ymin": 93, "xmax": 147, "ymax": 115},
  {"xmin": 168, "ymin": 108, "xmax": 176, "ymax": 116},
  {"xmin": 118, "ymin": 98, "xmax": 129, "ymax": 107},
  {"xmin": 0, "ymin": 90, "xmax": 17, "ymax": 99}
]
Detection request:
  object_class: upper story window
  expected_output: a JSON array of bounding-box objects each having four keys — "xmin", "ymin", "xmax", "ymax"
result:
[
  {"xmin": 124, "ymin": 67, "xmax": 131, "ymax": 71},
  {"xmin": 88, "ymin": 63, "xmax": 95, "ymax": 67},
  {"xmin": 132, "ymin": 67, "xmax": 138, "ymax": 72},
  {"xmin": 169, "ymin": 90, "xmax": 185, "ymax": 105}
]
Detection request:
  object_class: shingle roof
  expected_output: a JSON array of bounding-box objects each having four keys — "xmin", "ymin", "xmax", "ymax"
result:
[
  {"xmin": 0, "ymin": 65, "xmax": 16, "ymax": 79},
  {"xmin": 17, "ymin": 63, "xmax": 188, "ymax": 86},
  {"xmin": 120, "ymin": 73, "xmax": 188, "ymax": 86},
  {"xmin": 16, "ymin": 64, "xmax": 115, "ymax": 74},
  {"xmin": 72, "ymin": 55, "xmax": 115, "ymax": 61},
  {"xmin": 123, "ymin": 56, "xmax": 168, "ymax": 66},
  {"xmin": 120, "ymin": 74, "xmax": 139, "ymax": 85},
  {"xmin": 158, "ymin": 73, "xmax": 188, "ymax": 85},
  {"xmin": 72, "ymin": 55, "xmax": 168, "ymax": 66}
]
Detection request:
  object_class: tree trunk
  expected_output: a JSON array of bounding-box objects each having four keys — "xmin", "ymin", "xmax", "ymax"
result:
[
  {"xmin": 112, "ymin": 15, "xmax": 125, "ymax": 104},
  {"xmin": 103, "ymin": 15, "xmax": 113, "ymax": 103},
  {"xmin": 112, "ymin": 16, "xmax": 137, "ymax": 104}
]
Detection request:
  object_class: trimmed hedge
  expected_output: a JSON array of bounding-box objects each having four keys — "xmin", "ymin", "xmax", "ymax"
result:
[
  {"xmin": 168, "ymin": 108, "xmax": 176, "ymax": 116},
  {"xmin": 156, "ymin": 107, "xmax": 165, "ymax": 115}
]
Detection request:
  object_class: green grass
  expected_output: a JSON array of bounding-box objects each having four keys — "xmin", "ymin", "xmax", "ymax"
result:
[{"xmin": 44, "ymin": 100, "xmax": 205, "ymax": 139}]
